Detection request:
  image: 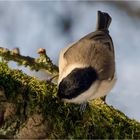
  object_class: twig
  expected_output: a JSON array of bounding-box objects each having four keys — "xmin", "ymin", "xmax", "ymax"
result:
[{"xmin": 0, "ymin": 47, "xmax": 59, "ymax": 75}]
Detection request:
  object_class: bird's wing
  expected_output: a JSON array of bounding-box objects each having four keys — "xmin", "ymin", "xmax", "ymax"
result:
[
  {"xmin": 63, "ymin": 31, "xmax": 115, "ymax": 80},
  {"xmin": 58, "ymin": 42, "xmax": 76, "ymax": 83}
]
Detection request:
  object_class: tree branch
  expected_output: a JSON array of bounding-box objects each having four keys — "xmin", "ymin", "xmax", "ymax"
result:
[
  {"xmin": 0, "ymin": 62, "xmax": 140, "ymax": 139},
  {"xmin": 0, "ymin": 47, "xmax": 58, "ymax": 75}
]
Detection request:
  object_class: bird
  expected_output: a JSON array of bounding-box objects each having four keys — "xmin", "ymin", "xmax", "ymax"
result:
[{"xmin": 57, "ymin": 11, "xmax": 116, "ymax": 110}]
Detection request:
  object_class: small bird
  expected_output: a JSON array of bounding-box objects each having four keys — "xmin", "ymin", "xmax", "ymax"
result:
[{"xmin": 57, "ymin": 11, "xmax": 116, "ymax": 109}]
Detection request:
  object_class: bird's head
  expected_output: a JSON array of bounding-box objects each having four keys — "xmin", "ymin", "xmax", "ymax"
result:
[{"xmin": 57, "ymin": 66, "xmax": 98, "ymax": 103}]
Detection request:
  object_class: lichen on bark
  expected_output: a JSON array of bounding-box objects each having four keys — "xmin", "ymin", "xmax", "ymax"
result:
[{"xmin": 0, "ymin": 61, "xmax": 140, "ymax": 139}]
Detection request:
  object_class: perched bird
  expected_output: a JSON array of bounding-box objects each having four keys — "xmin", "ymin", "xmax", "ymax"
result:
[{"xmin": 57, "ymin": 11, "xmax": 116, "ymax": 108}]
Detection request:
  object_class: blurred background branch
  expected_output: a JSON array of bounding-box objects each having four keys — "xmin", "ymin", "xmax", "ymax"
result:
[{"xmin": 0, "ymin": 47, "xmax": 58, "ymax": 75}]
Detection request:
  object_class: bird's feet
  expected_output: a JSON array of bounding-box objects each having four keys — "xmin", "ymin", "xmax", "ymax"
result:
[{"xmin": 79, "ymin": 102, "xmax": 88, "ymax": 113}]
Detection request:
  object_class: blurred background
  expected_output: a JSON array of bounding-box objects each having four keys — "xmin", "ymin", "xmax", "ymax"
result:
[{"xmin": 0, "ymin": 1, "xmax": 140, "ymax": 121}]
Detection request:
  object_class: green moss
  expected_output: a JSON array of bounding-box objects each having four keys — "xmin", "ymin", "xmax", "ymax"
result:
[{"xmin": 0, "ymin": 62, "xmax": 140, "ymax": 139}]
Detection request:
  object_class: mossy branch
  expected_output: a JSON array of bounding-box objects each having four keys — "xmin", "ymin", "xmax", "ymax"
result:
[
  {"xmin": 0, "ymin": 47, "xmax": 58, "ymax": 75},
  {"xmin": 0, "ymin": 62, "xmax": 140, "ymax": 139}
]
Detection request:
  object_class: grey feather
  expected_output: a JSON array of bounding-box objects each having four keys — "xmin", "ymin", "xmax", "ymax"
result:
[
  {"xmin": 63, "ymin": 31, "xmax": 115, "ymax": 80},
  {"xmin": 58, "ymin": 11, "xmax": 116, "ymax": 104},
  {"xmin": 59, "ymin": 11, "xmax": 115, "ymax": 82}
]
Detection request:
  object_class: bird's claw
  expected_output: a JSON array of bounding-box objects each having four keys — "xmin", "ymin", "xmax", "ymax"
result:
[{"xmin": 79, "ymin": 102, "xmax": 88, "ymax": 113}]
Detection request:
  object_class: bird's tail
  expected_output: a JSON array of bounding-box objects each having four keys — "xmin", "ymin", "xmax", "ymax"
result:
[{"xmin": 96, "ymin": 11, "xmax": 112, "ymax": 31}]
